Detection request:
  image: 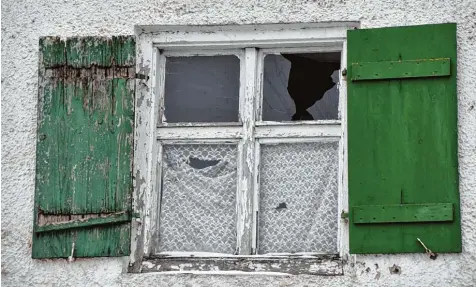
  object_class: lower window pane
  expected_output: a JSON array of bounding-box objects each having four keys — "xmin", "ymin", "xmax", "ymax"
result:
[
  {"xmin": 158, "ymin": 144, "xmax": 238, "ymax": 253},
  {"xmin": 258, "ymin": 141, "xmax": 339, "ymax": 254}
]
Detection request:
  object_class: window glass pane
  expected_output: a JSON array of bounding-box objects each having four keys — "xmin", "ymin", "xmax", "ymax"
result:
[
  {"xmin": 258, "ymin": 141, "xmax": 339, "ymax": 254},
  {"xmin": 164, "ymin": 56, "xmax": 240, "ymax": 123},
  {"xmin": 158, "ymin": 144, "xmax": 238, "ymax": 253},
  {"xmin": 262, "ymin": 53, "xmax": 340, "ymax": 121}
]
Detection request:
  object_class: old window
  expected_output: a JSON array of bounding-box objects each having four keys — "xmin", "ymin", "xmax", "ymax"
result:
[
  {"xmin": 33, "ymin": 23, "xmax": 460, "ymax": 272},
  {"xmin": 133, "ymin": 23, "xmax": 356, "ymax": 274}
]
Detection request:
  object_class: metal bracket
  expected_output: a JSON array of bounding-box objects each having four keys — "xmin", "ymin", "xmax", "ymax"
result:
[
  {"xmin": 417, "ymin": 238, "xmax": 438, "ymax": 260},
  {"xmin": 135, "ymin": 73, "xmax": 149, "ymax": 80}
]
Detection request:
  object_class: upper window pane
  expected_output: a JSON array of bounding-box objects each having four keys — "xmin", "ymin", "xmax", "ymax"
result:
[
  {"xmin": 163, "ymin": 55, "xmax": 240, "ymax": 123},
  {"xmin": 262, "ymin": 53, "xmax": 340, "ymax": 121}
]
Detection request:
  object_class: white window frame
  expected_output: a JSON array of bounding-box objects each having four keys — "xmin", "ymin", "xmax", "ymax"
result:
[{"xmin": 130, "ymin": 22, "xmax": 359, "ymax": 275}]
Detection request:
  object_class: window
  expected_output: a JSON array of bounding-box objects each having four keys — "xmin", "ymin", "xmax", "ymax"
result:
[
  {"xmin": 33, "ymin": 23, "xmax": 461, "ymax": 273},
  {"xmin": 132, "ymin": 23, "xmax": 356, "ymax": 274}
]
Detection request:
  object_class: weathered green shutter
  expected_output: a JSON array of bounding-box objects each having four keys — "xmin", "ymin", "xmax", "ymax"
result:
[
  {"xmin": 347, "ymin": 23, "xmax": 460, "ymax": 254},
  {"xmin": 33, "ymin": 36, "xmax": 135, "ymax": 258}
]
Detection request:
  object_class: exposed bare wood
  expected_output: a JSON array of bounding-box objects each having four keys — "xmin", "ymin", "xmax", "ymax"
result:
[
  {"xmin": 139, "ymin": 22, "xmax": 359, "ymax": 50},
  {"xmin": 235, "ymin": 48, "xmax": 258, "ymax": 255},
  {"xmin": 162, "ymin": 49, "xmax": 243, "ymax": 57},
  {"xmin": 158, "ymin": 122, "xmax": 243, "ymax": 127},
  {"xmin": 130, "ymin": 34, "xmax": 158, "ymax": 272},
  {"xmin": 156, "ymin": 126, "xmax": 243, "ymax": 140},
  {"xmin": 338, "ymin": 41, "xmax": 349, "ymax": 256},
  {"xmin": 134, "ymin": 23, "xmax": 350, "ymax": 273},
  {"xmin": 139, "ymin": 255, "xmax": 343, "ymax": 275},
  {"xmin": 36, "ymin": 212, "xmax": 129, "ymax": 233},
  {"xmin": 255, "ymin": 124, "xmax": 341, "ymax": 138}
]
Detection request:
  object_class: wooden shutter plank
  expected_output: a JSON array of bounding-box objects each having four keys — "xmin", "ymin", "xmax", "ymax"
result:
[
  {"xmin": 353, "ymin": 203, "xmax": 454, "ymax": 224},
  {"xmin": 39, "ymin": 37, "xmax": 65, "ymax": 68},
  {"xmin": 66, "ymin": 37, "xmax": 113, "ymax": 68},
  {"xmin": 33, "ymin": 36, "xmax": 135, "ymax": 258},
  {"xmin": 33, "ymin": 225, "xmax": 131, "ymax": 258},
  {"xmin": 347, "ymin": 23, "xmax": 460, "ymax": 254},
  {"xmin": 36, "ymin": 212, "xmax": 130, "ymax": 233},
  {"xmin": 351, "ymin": 58, "xmax": 450, "ymax": 81}
]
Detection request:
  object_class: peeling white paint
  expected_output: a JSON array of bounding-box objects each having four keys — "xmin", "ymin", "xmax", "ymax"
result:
[{"xmin": 142, "ymin": 261, "xmax": 155, "ymax": 269}]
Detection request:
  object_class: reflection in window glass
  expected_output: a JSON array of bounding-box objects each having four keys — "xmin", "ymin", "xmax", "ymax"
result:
[
  {"xmin": 262, "ymin": 53, "xmax": 340, "ymax": 121},
  {"xmin": 164, "ymin": 56, "xmax": 240, "ymax": 123}
]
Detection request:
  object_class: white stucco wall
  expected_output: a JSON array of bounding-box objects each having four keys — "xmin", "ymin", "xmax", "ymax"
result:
[{"xmin": 2, "ymin": 0, "xmax": 475, "ymax": 286}]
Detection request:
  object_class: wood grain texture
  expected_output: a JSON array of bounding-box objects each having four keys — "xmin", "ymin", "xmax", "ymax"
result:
[
  {"xmin": 33, "ymin": 36, "xmax": 135, "ymax": 258},
  {"xmin": 36, "ymin": 212, "xmax": 130, "ymax": 233},
  {"xmin": 140, "ymin": 255, "xmax": 343, "ymax": 275},
  {"xmin": 347, "ymin": 23, "xmax": 460, "ymax": 254}
]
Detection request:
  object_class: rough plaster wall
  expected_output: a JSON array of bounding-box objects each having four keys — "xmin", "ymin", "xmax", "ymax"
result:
[{"xmin": 1, "ymin": 0, "xmax": 475, "ymax": 286}]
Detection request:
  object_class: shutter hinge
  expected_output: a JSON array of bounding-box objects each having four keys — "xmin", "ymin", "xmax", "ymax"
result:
[
  {"xmin": 341, "ymin": 68, "xmax": 347, "ymax": 77},
  {"xmin": 341, "ymin": 210, "xmax": 349, "ymax": 219},
  {"xmin": 135, "ymin": 73, "xmax": 149, "ymax": 80}
]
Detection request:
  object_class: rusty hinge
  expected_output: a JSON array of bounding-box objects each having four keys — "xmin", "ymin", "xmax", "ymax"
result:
[{"xmin": 135, "ymin": 73, "xmax": 149, "ymax": 80}]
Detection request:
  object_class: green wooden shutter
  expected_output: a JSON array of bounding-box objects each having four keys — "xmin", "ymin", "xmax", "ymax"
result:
[
  {"xmin": 347, "ymin": 23, "xmax": 460, "ymax": 254},
  {"xmin": 33, "ymin": 36, "xmax": 135, "ymax": 258}
]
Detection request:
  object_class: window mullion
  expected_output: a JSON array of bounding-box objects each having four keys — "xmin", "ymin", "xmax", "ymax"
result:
[{"xmin": 236, "ymin": 48, "xmax": 257, "ymax": 255}]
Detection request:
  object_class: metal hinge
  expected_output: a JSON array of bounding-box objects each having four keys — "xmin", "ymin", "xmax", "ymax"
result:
[
  {"xmin": 135, "ymin": 73, "xmax": 149, "ymax": 80},
  {"xmin": 341, "ymin": 210, "xmax": 349, "ymax": 219}
]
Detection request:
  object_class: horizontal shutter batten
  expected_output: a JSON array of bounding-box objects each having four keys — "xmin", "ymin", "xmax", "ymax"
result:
[
  {"xmin": 353, "ymin": 203, "xmax": 454, "ymax": 224},
  {"xmin": 351, "ymin": 58, "xmax": 451, "ymax": 81}
]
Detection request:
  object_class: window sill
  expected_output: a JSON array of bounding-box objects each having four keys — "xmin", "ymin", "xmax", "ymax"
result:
[{"xmin": 134, "ymin": 255, "xmax": 343, "ymax": 275}]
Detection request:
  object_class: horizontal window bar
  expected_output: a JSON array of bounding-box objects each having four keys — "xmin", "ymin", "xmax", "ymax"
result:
[
  {"xmin": 255, "ymin": 124, "xmax": 341, "ymax": 138},
  {"xmin": 157, "ymin": 125, "xmax": 243, "ymax": 140},
  {"xmin": 256, "ymin": 120, "xmax": 341, "ymax": 126},
  {"xmin": 158, "ymin": 122, "xmax": 243, "ymax": 128}
]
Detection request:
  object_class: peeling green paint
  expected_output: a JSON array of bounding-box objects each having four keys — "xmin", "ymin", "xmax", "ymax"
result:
[{"xmin": 33, "ymin": 36, "xmax": 135, "ymax": 259}]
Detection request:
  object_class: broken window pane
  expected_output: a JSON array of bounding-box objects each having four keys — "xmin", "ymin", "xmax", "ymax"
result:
[
  {"xmin": 258, "ymin": 141, "xmax": 339, "ymax": 254},
  {"xmin": 163, "ymin": 56, "xmax": 240, "ymax": 123},
  {"xmin": 262, "ymin": 53, "xmax": 340, "ymax": 121},
  {"xmin": 158, "ymin": 144, "xmax": 238, "ymax": 253}
]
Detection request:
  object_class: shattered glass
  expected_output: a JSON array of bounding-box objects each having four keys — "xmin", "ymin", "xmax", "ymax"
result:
[
  {"xmin": 158, "ymin": 144, "xmax": 238, "ymax": 253},
  {"xmin": 262, "ymin": 53, "xmax": 340, "ymax": 121},
  {"xmin": 258, "ymin": 141, "xmax": 339, "ymax": 254}
]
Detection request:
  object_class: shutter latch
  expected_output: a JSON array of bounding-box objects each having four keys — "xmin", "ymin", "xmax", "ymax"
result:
[
  {"xmin": 417, "ymin": 238, "xmax": 438, "ymax": 260},
  {"xmin": 68, "ymin": 242, "xmax": 75, "ymax": 263},
  {"xmin": 341, "ymin": 210, "xmax": 349, "ymax": 222}
]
